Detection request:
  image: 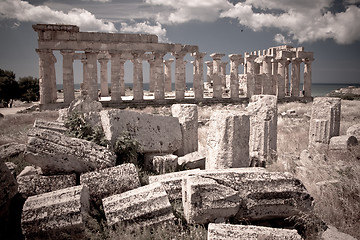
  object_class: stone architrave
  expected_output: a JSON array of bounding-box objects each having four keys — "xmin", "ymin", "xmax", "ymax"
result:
[
  {"xmin": 164, "ymin": 59, "xmax": 174, "ymax": 92},
  {"xmin": 207, "ymin": 224, "xmax": 303, "ymax": 240},
  {"xmin": 17, "ymin": 173, "xmax": 76, "ymax": 198},
  {"xmin": 60, "ymin": 50, "xmax": 75, "ymax": 103},
  {"xmin": 247, "ymin": 95, "xmax": 278, "ymax": 166},
  {"xmin": 154, "ymin": 52, "xmax": 166, "ymax": 100},
  {"xmin": 290, "ymin": 58, "xmax": 301, "ymax": 97},
  {"xmin": 229, "ymin": 54, "xmax": 243, "ymax": 99},
  {"xmin": 210, "ymin": 53, "xmax": 225, "ymax": 99},
  {"xmin": 192, "ymin": 52, "xmax": 206, "ymax": 99},
  {"xmin": 132, "ymin": 51, "xmax": 145, "ymax": 101},
  {"xmin": 173, "ymin": 51, "xmax": 187, "ymax": 100},
  {"xmin": 99, "ymin": 58, "xmax": 109, "ymax": 97},
  {"xmin": 102, "ymin": 182, "xmax": 175, "ymax": 228},
  {"xmin": 182, "ymin": 168, "xmax": 313, "ymax": 224},
  {"xmin": 100, "ymin": 109, "xmax": 182, "ymax": 153},
  {"xmin": 24, "ymin": 128, "xmax": 116, "ymax": 175},
  {"xmin": 0, "ymin": 159, "xmax": 18, "ymax": 208},
  {"xmin": 206, "ymin": 110, "xmax": 250, "ymax": 169},
  {"xmin": 84, "ymin": 50, "xmax": 99, "ymax": 101},
  {"xmin": 171, "ymin": 104, "xmax": 198, "ymax": 156},
  {"xmin": 148, "ymin": 169, "xmax": 201, "ymax": 201},
  {"xmin": 308, "ymin": 97, "xmax": 341, "ymax": 149},
  {"xmin": 80, "ymin": 163, "xmax": 140, "ymax": 201},
  {"xmin": 21, "ymin": 185, "xmax": 90, "ymax": 239}
]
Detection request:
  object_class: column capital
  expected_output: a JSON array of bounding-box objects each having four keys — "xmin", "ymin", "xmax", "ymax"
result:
[
  {"xmin": 192, "ymin": 51, "xmax": 207, "ymax": 58},
  {"xmin": 164, "ymin": 59, "xmax": 174, "ymax": 65},
  {"xmin": 131, "ymin": 50, "xmax": 145, "ymax": 59},
  {"xmin": 153, "ymin": 51, "xmax": 167, "ymax": 59},
  {"xmin": 172, "ymin": 51, "xmax": 187, "ymax": 59},
  {"xmin": 84, "ymin": 49, "xmax": 99, "ymax": 55},
  {"xmin": 205, "ymin": 61, "xmax": 213, "ymax": 67},
  {"xmin": 60, "ymin": 49, "xmax": 75, "ymax": 55},
  {"xmin": 229, "ymin": 54, "xmax": 244, "ymax": 64},
  {"xmin": 303, "ymin": 58, "xmax": 315, "ymax": 64},
  {"xmin": 98, "ymin": 58, "xmax": 109, "ymax": 64},
  {"xmin": 291, "ymin": 58, "xmax": 302, "ymax": 63},
  {"xmin": 210, "ymin": 53, "xmax": 225, "ymax": 60}
]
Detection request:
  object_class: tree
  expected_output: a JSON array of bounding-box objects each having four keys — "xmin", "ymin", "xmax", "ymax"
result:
[
  {"xmin": 18, "ymin": 76, "xmax": 39, "ymax": 102},
  {"xmin": 0, "ymin": 69, "xmax": 19, "ymax": 107}
]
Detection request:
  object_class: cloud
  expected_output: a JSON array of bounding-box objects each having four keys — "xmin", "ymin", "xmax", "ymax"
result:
[
  {"xmin": 145, "ymin": 0, "xmax": 233, "ymax": 24},
  {"xmin": 274, "ymin": 33, "xmax": 291, "ymax": 45},
  {"xmin": 120, "ymin": 21, "xmax": 168, "ymax": 42},
  {"xmin": 220, "ymin": 1, "xmax": 360, "ymax": 44},
  {"xmin": 0, "ymin": 0, "xmax": 117, "ymax": 32}
]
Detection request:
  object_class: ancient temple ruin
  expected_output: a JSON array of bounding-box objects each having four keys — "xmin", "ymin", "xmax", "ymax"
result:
[{"xmin": 33, "ymin": 24, "xmax": 314, "ymax": 108}]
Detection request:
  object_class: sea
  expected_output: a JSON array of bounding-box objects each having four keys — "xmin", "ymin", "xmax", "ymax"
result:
[{"xmin": 57, "ymin": 83, "xmax": 360, "ymax": 97}]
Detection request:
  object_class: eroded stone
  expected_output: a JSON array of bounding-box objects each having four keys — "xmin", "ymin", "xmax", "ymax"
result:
[{"xmin": 0, "ymin": 160, "xmax": 18, "ymax": 208}]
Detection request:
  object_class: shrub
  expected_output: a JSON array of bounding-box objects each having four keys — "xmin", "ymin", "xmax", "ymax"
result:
[{"xmin": 113, "ymin": 131, "xmax": 141, "ymax": 165}]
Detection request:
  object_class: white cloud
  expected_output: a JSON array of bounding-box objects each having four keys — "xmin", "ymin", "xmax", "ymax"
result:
[
  {"xmin": 274, "ymin": 33, "xmax": 291, "ymax": 45},
  {"xmin": 0, "ymin": 0, "xmax": 117, "ymax": 32},
  {"xmin": 120, "ymin": 21, "xmax": 168, "ymax": 42},
  {"xmin": 145, "ymin": 0, "xmax": 233, "ymax": 24},
  {"xmin": 220, "ymin": 1, "xmax": 360, "ymax": 44}
]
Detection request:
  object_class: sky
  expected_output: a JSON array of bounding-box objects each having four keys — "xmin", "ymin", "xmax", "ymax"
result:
[{"xmin": 0, "ymin": 0, "xmax": 360, "ymax": 85}]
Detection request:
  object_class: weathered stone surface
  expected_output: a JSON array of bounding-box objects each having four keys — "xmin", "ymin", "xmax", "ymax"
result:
[
  {"xmin": 33, "ymin": 119, "xmax": 67, "ymax": 133},
  {"xmin": 100, "ymin": 109, "xmax": 182, "ymax": 153},
  {"xmin": 247, "ymin": 95, "xmax": 278, "ymax": 166},
  {"xmin": 321, "ymin": 225, "xmax": 357, "ymax": 240},
  {"xmin": 17, "ymin": 173, "xmax": 76, "ymax": 198},
  {"xmin": 0, "ymin": 160, "xmax": 18, "ymax": 208},
  {"xmin": 5, "ymin": 161, "xmax": 16, "ymax": 176},
  {"xmin": 0, "ymin": 143, "xmax": 26, "ymax": 161},
  {"xmin": 208, "ymin": 223, "xmax": 303, "ymax": 240},
  {"xmin": 80, "ymin": 163, "xmax": 140, "ymax": 201},
  {"xmin": 24, "ymin": 128, "xmax": 116, "ymax": 175},
  {"xmin": 149, "ymin": 169, "xmax": 201, "ymax": 201},
  {"xmin": 329, "ymin": 135, "xmax": 358, "ymax": 151},
  {"xmin": 18, "ymin": 165, "xmax": 42, "ymax": 177},
  {"xmin": 309, "ymin": 97, "xmax": 341, "ymax": 149},
  {"xmin": 171, "ymin": 104, "xmax": 198, "ymax": 156},
  {"xmin": 57, "ymin": 108, "xmax": 68, "ymax": 122},
  {"xmin": 182, "ymin": 168, "xmax": 312, "ymax": 224},
  {"xmin": 144, "ymin": 154, "xmax": 178, "ymax": 174},
  {"xmin": 21, "ymin": 185, "xmax": 90, "ymax": 239},
  {"xmin": 178, "ymin": 151, "xmax": 206, "ymax": 169},
  {"xmin": 346, "ymin": 124, "xmax": 360, "ymax": 140},
  {"xmin": 68, "ymin": 95, "xmax": 103, "ymax": 114},
  {"xmin": 206, "ymin": 110, "xmax": 250, "ymax": 169},
  {"xmin": 102, "ymin": 182, "xmax": 175, "ymax": 227}
]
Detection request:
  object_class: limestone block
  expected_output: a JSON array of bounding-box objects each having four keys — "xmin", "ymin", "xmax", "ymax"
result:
[
  {"xmin": 206, "ymin": 110, "xmax": 250, "ymax": 169},
  {"xmin": 144, "ymin": 154, "xmax": 178, "ymax": 174},
  {"xmin": 100, "ymin": 109, "xmax": 182, "ymax": 153},
  {"xmin": 148, "ymin": 169, "xmax": 201, "ymax": 201},
  {"xmin": 321, "ymin": 225, "xmax": 357, "ymax": 240},
  {"xmin": 33, "ymin": 119, "xmax": 67, "ymax": 133},
  {"xmin": 0, "ymin": 160, "xmax": 18, "ymax": 208},
  {"xmin": 80, "ymin": 163, "xmax": 140, "ymax": 201},
  {"xmin": 182, "ymin": 168, "xmax": 312, "ymax": 224},
  {"xmin": 178, "ymin": 151, "xmax": 206, "ymax": 169},
  {"xmin": 57, "ymin": 108, "xmax": 68, "ymax": 122},
  {"xmin": 309, "ymin": 97, "xmax": 341, "ymax": 149},
  {"xmin": 329, "ymin": 135, "xmax": 358, "ymax": 151},
  {"xmin": 17, "ymin": 173, "xmax": 76, "ymax": 198},
  {"xmin": 0, "ymin": 143, "xmax": 26, "ymax": 161},
  {"xmin": 208, "ymin": 223, "xmax": 303, "ymax": 240},
  {"xmin": 171, "ymin": 104, "xmax": 198, "ymax": 156},
  {"xmin": 21, "ymin": 185, "xmax": 90, "ymax": 239},
  {"xmin": 18, "ymin": 165, "xmax": 42, "ymax": 177},
  {"xmin": 24, "ymin": 128, "xmax": 116, "ymax": 175},
  {"xmin": 68, "ymin": 95, "xmax": 102, "ymax": 114},
  {"xmin": 102, "ymin": 182, "xmax": 175, "ymax": 227},
  {"xmin": 247, "ymin": 95, "xmax": 278, "ymax": 166},
  {"xmin": 346, "ymin": 124, "xmax": 360, "ymax": 140}
]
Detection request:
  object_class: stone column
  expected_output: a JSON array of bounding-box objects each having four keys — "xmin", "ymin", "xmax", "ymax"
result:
[
  {"xmin": 60, "ymin": 50, "xmax": 75, "ymax": 103},
  {"xmin": 271, "ymin": 58, "xmax": 278, "ymax": 95},
  {"xmin": 99, "ymin": 58, "xmax": 109, "ymax": 97},
  {"xmin": 81, "ymin": 57, "xmax": 88, "ymax": 95},
  {"xmin": 284, "ymin": 61, "xmax": 290, "ymax": 96},
  {"xmin": 164, "ymin": 59, "xmax": 174, "ymax": 92},
  {"xmin": 192, "ymin": 52, "xmax": 206, "ymax": 100},
  {"xmin": 153, "ymin": 52, "xmax": 166, "ymax": 100},
  {"xmin": 229, "ymin": 54, "xmax": 243, "ymax": 99},
  {"xmin": 245, "ymin": 53, "xmax": 257, "ymax": 98},
  {"xmin": 290, "ymin": 58, "xmax": 301, "ymax": 97},
  {"xmin": 110, "ymin": 52, "xmax": 121, "ymax": 102},
  {"xmin": 173, "ymin": 51, "xmax": 187, "ymax": 100},
  {"xmin": 210, "ymin": 53, "xmax": 225, "ymax": 99},
  {"xmin": 276, "ymin": 59, "xmax": 287, "ymax": 99},
  {"xmin": 148, "ymin": 55, "xmax": 155, "ymax": 92},
  {"xmin": 84, "ymin": 50, "xmax": 98, "ymax": 101},
  {"xmin": 132, "ymin": 51, "xmax": 145, "ymax": 101},
  {"xmin": 49, "ymin": 52, "xmax": 57, "ymax": 103},
  {"xmin": 220, "ymin": 62, "xmax": 227, "ymax": 88},
  {"xmin": 36, "ymin": 49, "xmax": 53, "ymax": 105},
  {"xmin": 261, "ymin": 56, "xmax": 273, "ymax": 95},
  {"xmin": 206, "ymin": 61, "xmax": 213, "ymax": 84},
  {"xmin": 303, "ymin": 59, "xmax": 313, "ymax": 98}
]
